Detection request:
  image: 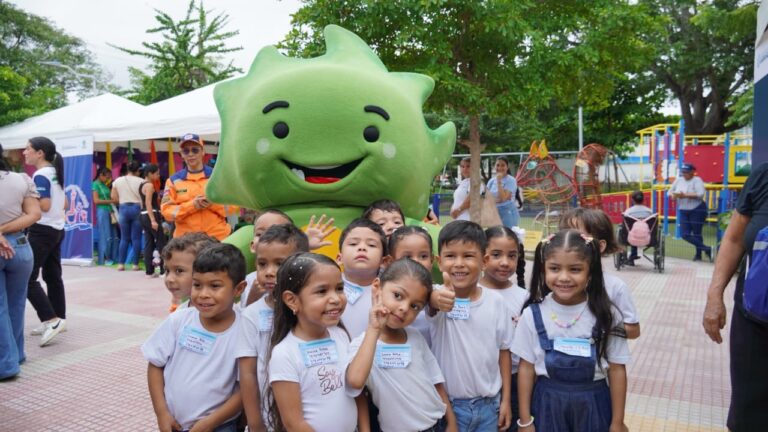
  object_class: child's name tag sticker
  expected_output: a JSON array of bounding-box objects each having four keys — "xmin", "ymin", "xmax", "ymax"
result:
[
  {"xmin": 447, "ymin": 298, "xmax": 471, "ymax": 320},
  {"xmin": 375, "ymin": 344, "xmax": 412, "ymax": 369},
  {"xmin": 299, "ymin": 338, "xmax": 339, "ymax": 367},
  {"xmin": 553, "ymin": 337, "xmax": 592, "ymax": 358},
  {"xmin": 344, "ymin": 282, "xmax": 364, "ymax": 305},
  {"xmin": 258, "ymin": 309, "xmax": 273, "ymax": 332},
  {"xmin": 179, "ymin": 325, "xmax": 216, "ymax": 355}
]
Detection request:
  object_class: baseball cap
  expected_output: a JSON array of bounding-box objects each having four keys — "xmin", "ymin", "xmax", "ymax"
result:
[
  {"xmin": 179, "ymin": 133, "xmax": 203, "ymax": 146},
  {"xmin": 680, "ymin": 163, "xmax": 695, "ymax": 173}
]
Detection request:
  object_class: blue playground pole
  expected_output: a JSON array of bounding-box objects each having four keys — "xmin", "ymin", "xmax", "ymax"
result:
[
  {"xmin": 717, "ymin": 132, "xmax": 731, "ymax": 247},
  {"xmin": 663, "ymin": 127, "xmax": 672, "ymax": 237}
]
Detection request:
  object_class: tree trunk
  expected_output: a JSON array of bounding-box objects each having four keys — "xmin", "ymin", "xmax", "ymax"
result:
[{"xmin": 467, "ymin": 114, "xmax": 485, "ymax": 223}]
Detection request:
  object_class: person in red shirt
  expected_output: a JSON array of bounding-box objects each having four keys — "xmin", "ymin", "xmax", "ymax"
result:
[{"xmin": 161, "ymin": 133, "xmax": 236, "ymax": 240}]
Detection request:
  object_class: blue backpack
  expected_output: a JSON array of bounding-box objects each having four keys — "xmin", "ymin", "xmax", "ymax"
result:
[{"xmin": 744, "ymin": 226, "xmax": 768, "ymax": 323}]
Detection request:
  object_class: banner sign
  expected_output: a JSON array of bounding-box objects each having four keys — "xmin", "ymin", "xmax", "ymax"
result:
[{"xmin": 58, "ymin": 136, "xmax": 94, "ymax": 265}]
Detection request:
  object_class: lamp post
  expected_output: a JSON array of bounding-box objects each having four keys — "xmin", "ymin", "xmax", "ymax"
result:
[{"xmin": 38, "ymin": 60, "xmax": 98, "ymax": 94}]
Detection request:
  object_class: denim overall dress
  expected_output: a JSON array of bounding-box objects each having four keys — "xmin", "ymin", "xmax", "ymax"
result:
[{"xmin": 530, "ymin": 303, "xmax": 612, "ymax": 431}]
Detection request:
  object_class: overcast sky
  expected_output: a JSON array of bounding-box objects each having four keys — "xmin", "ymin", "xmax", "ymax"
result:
[{"xmin": 9, "ymin": 0, "xmax": 302, "ymax": 89}]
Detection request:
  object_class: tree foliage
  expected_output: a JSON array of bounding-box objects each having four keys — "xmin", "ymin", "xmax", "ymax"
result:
[
  {"xmin": 113, "ymin": 0, "xmax": 242, "ymax": 105},
  {"xmin": 283, "ymin": 0, "xmax": 656, "ymax": 219},
  {"xmin": 0, "ymin": 0, "xmax": 104, "ymax": 126},
  {"xmin": 641, "ymin": 0, "xmax": 757, "ymax": 134}
]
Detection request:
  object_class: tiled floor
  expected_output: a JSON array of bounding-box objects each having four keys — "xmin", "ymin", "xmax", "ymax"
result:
[{"xmin": 0, "ymin": 257, "xmax": 732, "ymax": 431}]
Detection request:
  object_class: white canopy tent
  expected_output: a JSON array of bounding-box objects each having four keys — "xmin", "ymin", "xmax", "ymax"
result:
[
  {"xmin": 0, "ymin": 93, "xmax": 145, "ymax": 149},
  {"xmin": 80, "ymin": 80, "xmax": 227, "ymax": 145}
]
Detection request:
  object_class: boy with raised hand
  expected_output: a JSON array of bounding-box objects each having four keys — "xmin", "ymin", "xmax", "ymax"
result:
[
  {"xmin": 236, "ymin": 224, "xmax": 310, "ymax": 432},
  {"xmin": 427, "ymin": 220, "xmax": 514, "ymax": 431},
  {"xmin": 337, "ymin": 218, "xmax": 388, "ymax": 339},
  {"xmin": 143, "ymin": 243, "xmax": 246, "ymax": 432}
]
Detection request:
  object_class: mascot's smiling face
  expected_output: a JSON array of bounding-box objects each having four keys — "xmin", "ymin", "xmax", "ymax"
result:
[{"xmin": 208, "ymin": 25, "xmax": 455, "ymax": 220}]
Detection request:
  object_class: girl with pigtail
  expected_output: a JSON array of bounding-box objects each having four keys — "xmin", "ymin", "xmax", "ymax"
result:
[
  {"xmin": 266, "ymin": 253, "xmax": 367, "ymax": 432},
  {"xmin": 511, "ymin": 230, "xmax": 630, "ymax": 432}
]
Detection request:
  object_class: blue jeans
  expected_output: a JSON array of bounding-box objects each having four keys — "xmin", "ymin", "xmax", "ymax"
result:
[
  {"xmin": 678, "ymin": 202, "xmax": 710, "ymax": 257},
  {"xmin": 451, "ymin": 394, "xmax": 500, "ymax": 432},
  {"xmin": 118, "ymin": 203, "xmax": 142, "ymax": 265},
  {"xmin": 498, "ymin": 204, "xmax": 520, "ymax": 228},
  {"xmin": 0, "ymin": 232, "xmax": 34, "ymax": 378},
  {"xmin": 95, "ymin": 207, "xmax": 118, "ymax": 264}
]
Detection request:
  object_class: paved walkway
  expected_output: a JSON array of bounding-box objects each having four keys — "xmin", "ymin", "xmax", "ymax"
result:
[{"xmin": 0, "ymin": 257, "xmax": 732, "ymax": 431}]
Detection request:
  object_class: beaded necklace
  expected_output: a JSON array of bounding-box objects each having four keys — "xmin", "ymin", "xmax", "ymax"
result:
[{"xmin": 550, "ymin": 297, "xmax": 589, "ymax": 329}]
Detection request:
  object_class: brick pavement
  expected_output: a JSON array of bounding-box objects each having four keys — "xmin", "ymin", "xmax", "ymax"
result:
[{"xmin": 0, "ymin": 257, "xmax": 732, "ymax": 431}]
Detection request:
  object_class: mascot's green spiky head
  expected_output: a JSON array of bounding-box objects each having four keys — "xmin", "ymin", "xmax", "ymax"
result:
[{"xmin": 208, "ymin": 25, "xmax": 455, "ymax": 225}]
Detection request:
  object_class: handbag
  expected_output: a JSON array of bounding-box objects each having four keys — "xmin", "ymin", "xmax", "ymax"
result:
[{"xmin": 479, "ymin": 191, "xmax": 502, "ymax": 227}]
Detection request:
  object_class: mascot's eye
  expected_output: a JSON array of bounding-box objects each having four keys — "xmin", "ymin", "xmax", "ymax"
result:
[
  {"xmin": 363, "ymin": 126, "xmax": 379, "ymax": 142},
  {"xmin": 273, "ymin": 122, "xmax": 289, "ymax": 139}
]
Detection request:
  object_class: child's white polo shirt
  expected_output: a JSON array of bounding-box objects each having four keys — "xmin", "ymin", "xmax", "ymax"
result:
[{"xmin": 142, "ymin": 308, "xmax": 241, "ymax": 430}]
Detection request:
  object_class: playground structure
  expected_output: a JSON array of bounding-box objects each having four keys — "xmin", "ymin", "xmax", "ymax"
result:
[{"xmin": 599, "ymin": 121, "xmax": 752, "ymax": 244}]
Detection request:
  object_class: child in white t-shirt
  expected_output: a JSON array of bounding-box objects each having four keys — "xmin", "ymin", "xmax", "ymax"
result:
[
  {"xmin": 338, "ymin": 218, "xmax": 387, "ymax": 339},
  {"xmin": 480, "ymin": 226, "xmax": 530, "ymax": 428},
  {"xmin": 560, "ymin": 208, "xmax": 641, "ymax": 339},
  {"xmin": 427, "ymin": 220, "xmax": 514, "ymax": 431},
  {"xmin": 241, "ymin": 210, "xmax": 337, "ymax": 309},
  {"xmin": 512, "ymin": 230, "xmax": 630, "ymax": 431},
  {"xmin": 236, "ymin": 224, "xmax": 309, "ymax": 431},
  {"xmin": 143, "ymin": 243, "xmax": 247, "ymax": 431},
  {"xmin": 267, "ymin": 253, "xmax": 364, "ymax": 432},
  {"xmin": 346, "ymin": 258, "xmax": 457, "ymax": 431},
  {"xmin": 242, "ymin": 209, "xmax": 293, "ymax": 308},
  {"xmin": 386, "ymin": 225, "xmax": 437, "ymax": 346},
  {"xmin": 162, "ymin": 232, "xmax": 218, "ymax": 313}
]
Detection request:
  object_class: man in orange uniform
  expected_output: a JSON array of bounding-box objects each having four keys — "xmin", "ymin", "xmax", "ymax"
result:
[{"xmin": 161, "ymin": 133, "xmax": 236, "ymax": 240}]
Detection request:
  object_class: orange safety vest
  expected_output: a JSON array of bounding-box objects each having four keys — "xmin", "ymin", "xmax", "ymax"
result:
[{"xmin": 161, "ymin": 166, "xmax": 238, "ymax": 240}]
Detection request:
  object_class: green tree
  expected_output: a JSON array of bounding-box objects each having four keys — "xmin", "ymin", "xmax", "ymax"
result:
[
  {"xmin": 113, "ymin": 0, "xmax": 242, "ymax": 104},
  {"xmin": 641, "ymin": 0, "xmax": 757, "ymax": 135},
  {"xmin": 0, "ymin": 1, "xmax": 104, "ymax": 126},
  {"xmin": 283, "ymin": 0, "xmax": 655, "ymax": 220}
]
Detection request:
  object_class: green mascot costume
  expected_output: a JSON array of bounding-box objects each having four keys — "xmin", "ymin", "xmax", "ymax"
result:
[{"xmin": 208, "ymin": 25, "xmax": 455, "ymax": 269}]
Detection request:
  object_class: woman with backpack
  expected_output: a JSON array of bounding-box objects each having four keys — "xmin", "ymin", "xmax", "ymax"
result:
[
  {"xmin": 703, "ymin": 161, "xmax": 768, "ymax": 430},
  {"xmin": 623, "ymin": 191, "xmax": 654, "ymax": 266}
]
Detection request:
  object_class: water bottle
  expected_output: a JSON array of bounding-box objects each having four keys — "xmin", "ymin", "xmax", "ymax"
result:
[{"xmin": 152, "ymin": 250, "xmax": 161, "ymax": 275}]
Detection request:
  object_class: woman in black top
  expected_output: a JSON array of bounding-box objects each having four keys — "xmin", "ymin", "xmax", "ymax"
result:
[
  {"xmin": 139, "ymin": 164, "xmax": 166, "ymax": 277},
  {"xmin": 703, "ymin": 161, "xmax": 768, "ymax": 430}
]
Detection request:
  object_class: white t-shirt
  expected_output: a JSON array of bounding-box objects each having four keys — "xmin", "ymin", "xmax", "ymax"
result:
[
  {"xmin": 480, "ymin": 284, "xmax": 530, "ymax": 373},
  {"xmin": 511, "ymin": 295, "xmax": 631, "ymax": 381},
  {"xmin": 410, "ymin": 310, "xmax": 432, "ymax": 347},
  {"xmin": 427, "ymin": 286, "xmax": 513, "ymax": 399},
  {"xmin": 269, "ymin": 326, "xmax": 357, "ymax": 432},
  {"xmin": 451, "ymin": 178, "xmax": 485, "ymax": 221},
  {"xmin": 604, "ymin": 273, "xmax": 639, "ymax": 324},
  {"xmin": 141, "ymin": 308, "xmax": 241, "ymax": 430},
  {"xmin": 33, "ymin": 166, "xmax": 65, "ymax": 230},
  {"xmin": 235, "ymin": 296, "xmax": 274, "ymax": 423},
  {"xmin": 239, "ymin": 271, "xmax": 258, "ymax": 310},
  {"xmin": 346, "ymin": 328, "xmax": 446, "ymax": 431},
  {"xmin": 340, "ymin": 276, "xmax": 373, "ymax": 339}
]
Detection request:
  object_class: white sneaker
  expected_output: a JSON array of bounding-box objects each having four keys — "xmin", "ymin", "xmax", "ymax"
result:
[
  {"xmin": 39, "ymin": 319, "xmax": 65, "ymax": 347},
  {"xmin": 31, "ymin": 319, "xmax": 67, "ymax": 335},
  {"xmin": 31, "ymin": 323, "xmax": 46, "ymax": 335}
]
